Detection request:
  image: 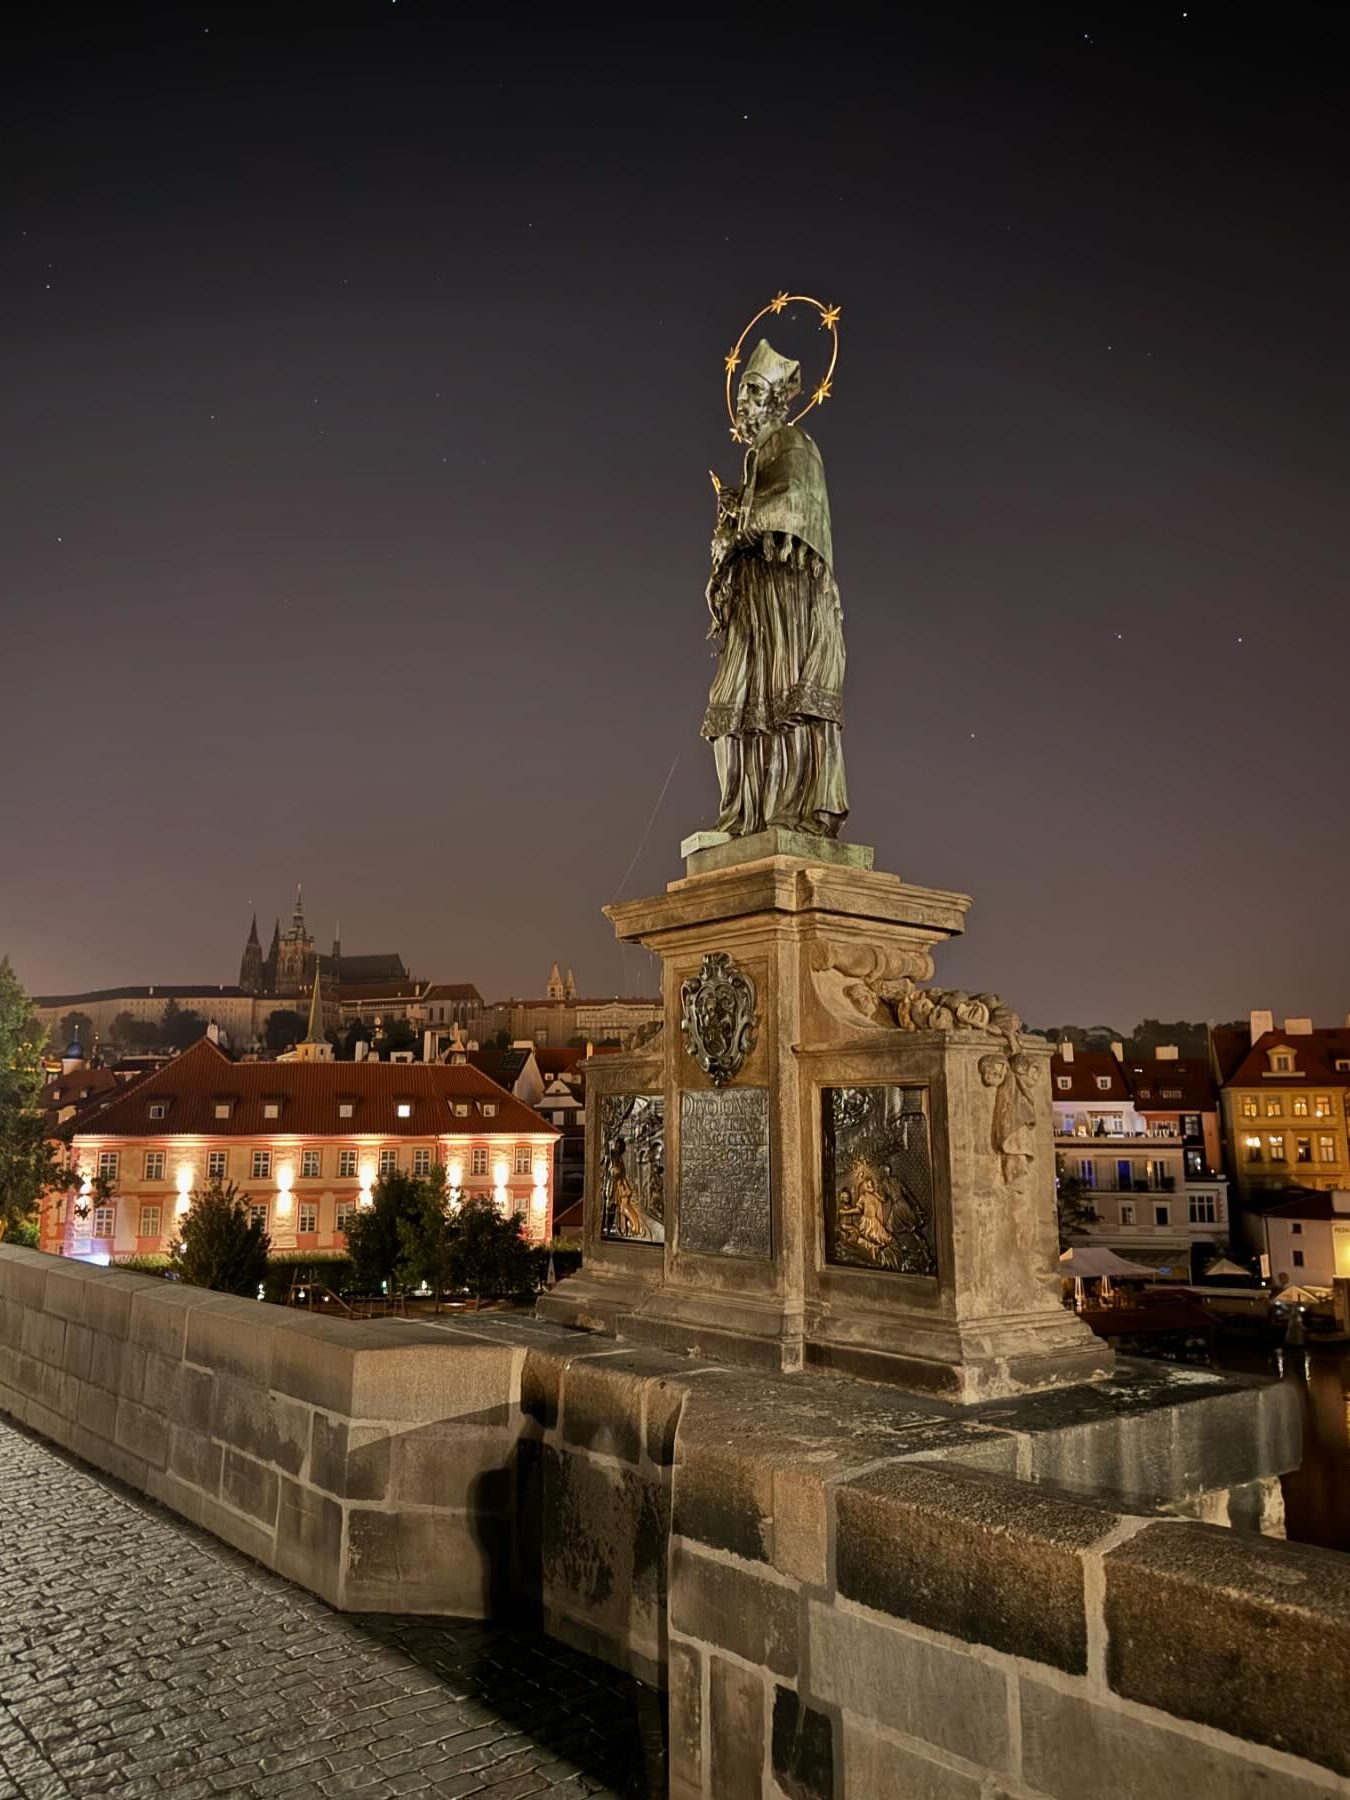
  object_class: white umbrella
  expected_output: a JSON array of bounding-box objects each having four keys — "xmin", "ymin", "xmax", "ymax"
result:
[
  {"xmin": 1058, "ymin": 1246, "xmax": 1158, "ymax": 1279},
  {"xmin": 1203, "ymin": 1257, "xmax": 1253, "ymax": 1279},
  {"xmin": 1273, "ymin": 1284, "xmax": 1329, "ymax": 1306}
]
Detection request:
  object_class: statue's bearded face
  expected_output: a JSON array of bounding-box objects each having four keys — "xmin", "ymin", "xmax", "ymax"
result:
[{"xmin": 735, "ymin": 372, "xmax": 785, "ymax": 443}]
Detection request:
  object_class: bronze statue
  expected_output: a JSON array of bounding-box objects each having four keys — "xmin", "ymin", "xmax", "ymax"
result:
[{"xmin": 703, "ymin": 336, "xmax": 847, "ymax": 838}]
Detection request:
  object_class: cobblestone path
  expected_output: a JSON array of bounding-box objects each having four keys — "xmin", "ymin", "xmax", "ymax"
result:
[{"xmin": 0, "ymin": 1417, "xmax": 662, "ymax": 1798}]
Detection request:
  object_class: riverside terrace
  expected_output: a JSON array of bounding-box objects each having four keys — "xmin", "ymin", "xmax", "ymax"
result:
[{"xmin": 0, "ymin": 1243, "xmax": 1347, "ymax": 1798}]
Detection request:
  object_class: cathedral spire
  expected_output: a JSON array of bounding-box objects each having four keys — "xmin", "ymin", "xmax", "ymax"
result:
[
  {"xmin": 303, "ymin": 965, "xmax": 325, "ymax": 1045},
  {"xmin": 292, "ymin": 883, "xmax": 306, "ymax": 929}
]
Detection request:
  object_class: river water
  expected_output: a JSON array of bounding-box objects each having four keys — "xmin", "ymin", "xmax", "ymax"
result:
[{"xmin": 1214, "ymin": 1344, "xmax": 1350, "ymax": 1552}]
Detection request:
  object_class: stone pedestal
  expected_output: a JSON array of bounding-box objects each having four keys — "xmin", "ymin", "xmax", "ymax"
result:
[{"xmin": 546, "ymin": 830, "xmax": 1110, "ymax": 1404}]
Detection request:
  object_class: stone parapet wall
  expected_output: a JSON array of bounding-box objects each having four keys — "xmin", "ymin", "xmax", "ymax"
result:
[{"xmin": 1, "ymin": 1246, "xmax": 1346, "ymax": 1797}]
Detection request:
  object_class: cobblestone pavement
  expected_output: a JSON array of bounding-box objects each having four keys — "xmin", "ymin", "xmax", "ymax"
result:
[{"xmin": 0, "ymin": 1417, "xmax": 662, "ymax": 1799}]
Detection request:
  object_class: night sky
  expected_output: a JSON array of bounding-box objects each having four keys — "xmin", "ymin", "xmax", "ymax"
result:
[{"xmin": 4, "ymin": 5, "xmax": 1347, "ymax": 1026}]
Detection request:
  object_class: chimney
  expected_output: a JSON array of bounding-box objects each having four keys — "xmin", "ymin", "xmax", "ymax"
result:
[
  {"xmin": 422, "ymin": 1029, "xmax": 437, "ymax": 1063},
  {"xmin": 1110, "ymin": 1041, "xmax": 1125, "ymax": 1062},
  {"xmin": 1155, "ymin": 1044, "xmax": 1179, "ymax": 1061},
  {"xmin": 354, "ymin": 1039, "xmax": 368, "ymax": 1063},
  {"xmin": 1284, "ymin": 1017, "xmax": 1314, "ymax": 1036},
  {"xmin": 1249, "ymin": 1009, "xmax": 1274, "ymax": 1040},
  {"xmin": 207, "ymin": 1020, "xmax": 221, "ymax": 1045},
  {"xmin": 1059, "ymin": 1040, "xmax": 1075, "ymax": 1063}
]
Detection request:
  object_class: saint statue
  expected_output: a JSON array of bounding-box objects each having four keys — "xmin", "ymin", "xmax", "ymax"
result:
[{"xmin": 703, "ymin": 339, "xmax": 848, "ymax": 838}]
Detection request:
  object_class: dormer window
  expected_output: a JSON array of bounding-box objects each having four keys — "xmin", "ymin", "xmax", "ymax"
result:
[
  {"xmin": 1056, "ymin": 1076, "xmax": 1071, "ymax": 1091},
  {"xmin": 149, "ymin": 1101, "xmax": 168, "ymax": 1120},
  {"xmin": 1095, "ymin": 1076, "xmax": 1112, "ymax": 1092},
  {"xmin": 396, "ymin": 1102, "xmax": 413, "ymax": 1119},
  {"xmin": 482, "ymin": 1101, "xmax": 497, "ymax": 1117},
  {"xmin": 1337, "ymin": 1061, "xmax": 1350, "ymax": 1074},
  {"xmin": 213, "ymin": 1100, "xmax": 234, "ymax": 1120},
  {"xmin": 1271, "ymin": 1051, "xmax": 1293, "ymax": 1073},
  {"xmin": 263, "ymin": 1102, "xmax": 280, "ymax": 1120},
  {"xmin": 454, "ymin": 1103, "xmax": 470, "ymax": 1118},
  {"xmin": 339, "ymin": 1101, "xmax": 355, "ymax": 1119}
]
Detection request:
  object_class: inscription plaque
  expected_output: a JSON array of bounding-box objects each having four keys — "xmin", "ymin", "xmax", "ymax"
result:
[
  {"xmin": 822, "ymin": 1085, "xmax": 938, "ymax": 1277},
  {"xmin": 678, "ymin": 1086, "xmax": 771, "ymax": 1259},
  {"xmin": 599, "ymin": 1093, "xmax": 665, "ymax": 1243}
]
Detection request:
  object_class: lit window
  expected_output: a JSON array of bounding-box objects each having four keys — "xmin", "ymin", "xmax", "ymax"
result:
[
  {"xmin": 301, "ymin": 1149, "xmax": 321, "ymax": 1179},
  {"xmin": 1338, "ymin": 1061, "xmax": 1350, "ymax": 1073},
  {"xmin": 1272, "ymin": 1052, "xmax": 1293, "ymax": 1072},
  {"xmin": 1161, "ymin": 1088, "xmax": 1182, "ymax": 1100},
  {"xmin": 1315, "ymin": 1096, "xmax": 1333, "ymax": 1119},
  {"xmin": 263, "ymin": 1102, "xmax": 280, "ymax": 1120},
  {"xmin": 1240, "ymin": 1097, "xmax": 1258, "ymax": 1118},
  {"xmin": 1056, "ymin": 1076, "xmax": 1072, "ymax": 1091},
  {"xmin": 514, "ymin": 1147, "xmax": 532, "ymax": 1175},
  {"xmin": 339, "ymin": 1101, "xmax": 354, "ymax": 1119},
  {"xmin": 1296, "ymin": 1137, "xmax": 1312, "ymax": 1164},
  {"xmin": 482, "ymin": 1101, "xmax": 497, "ymax": 1117},
  {"xmin": 472, "ymin": 1147, "xmax": 488, "ymax": 1176},
  {"xmin": 378, "ymin": 1148, "xmax": 397, "ymax": 1174},
  {"xmin": 337, "ymin": 1149, "xmax": 358, "ymax": 1179},
  {"xmin": 1119, "ymin": 1202, "xmax": 1135, "ymax": 1225},
  {"xmin": 139, "ymin": 1204, "xmax": 162, "ymax": 1237},
  {"xmin": 93, "ymin": 1205, "xmax": 116, "ymax": 1237},
  {"xmin": 97, "ymin": 1150, "xmax": 119, "ymax": 1182},
  {"xmin": 1095, "ymin": 1077, "xmax": 1111, "ymax": 1092},
  {"xmin": 412, "ymin": 1148, "xmax": 431, "ymax": 1176},
  {"xmin": 396, "ymin": 1102, "xmax": 412, "ymax": 1119},
  {"xmin": 250, "ymin": 1149, "xmax": 271, "ymax": 1180},
  {"xmin": 1268, "ymin": 1135, "xmax": 1286, "ymax": 1163},
  {"xmin": 1293, "ymin": 1097, "xmax": 1309, "ymax": 1117},
  {"xmin": 1245, "ymin": 1136, "xmax": 1262, "ymax": 1163},
  {"xmin": 454, "ymin": 1102, "xmax": 470, "ymax": 1118},
  {"xmin": 1266, "ymin": 1099, "xmax": 1283, "ymax": 1117},
  {"xmin": 1292, "ymin": 1249, "xmax": 1305, "ymax": 1268},
  {"xmin": 1318, "ymin": 1135, "xmax": 1336, "ymax": 1163},
  {"xmin": 143, "ymin": 1151, "xmax": 165, "ymax": 1180},
  {"xmin": 249, "ymin": 1202, "xmax": 268, "ymax": 1229},
  {"xmin": 298, "ymin": 1202, "xmax": 318, "ymax": 1234},
  {"xmin": 207, "ymin": 1150, "xmax": 227, "ymax": 1180},
  {"xmin": 149, "ymin": 1101, "xmax": 168, "ymax": 1120}
]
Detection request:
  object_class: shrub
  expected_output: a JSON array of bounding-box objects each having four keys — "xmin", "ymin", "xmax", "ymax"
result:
[
  {"xmin": 170, "ymin": 1179, "xmax": 269, "ymax": 1296},
  {"xmin": 446, "ymin": 1196, "xmax": 537, "ymax": 1308}
]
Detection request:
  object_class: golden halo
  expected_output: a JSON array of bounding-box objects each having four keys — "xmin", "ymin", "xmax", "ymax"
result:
[{"xmin": 723, "ymin": 292, "xmax": 841, "ymax": 440}]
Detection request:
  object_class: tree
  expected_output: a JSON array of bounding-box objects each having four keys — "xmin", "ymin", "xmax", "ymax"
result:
[
  {"xmin": 50, "ymin": 1010, "xmax": 94, "ymax": 1054},
  {"xmin": 0, "ymin": 960, "xmax": 65, "ymax": 1243},
  {"xmin": 110, "ymin": 1010, "xmax": 162, "ymax": 1052},
  {"xmin": 444, "ymin": 1196, "xmax": 537, "ymax": 1308},
  {"xmin": 1054, "ymin": 1169, "xmax": 1100, "ymax": 1251},
  {"xmin": 342, "ymin": 1167, "xmax": 432, "ymax": 1294},
  {"xmin": 264, "ymin": 1009, "xmax": 307, "ymax": 1054},
  {"xmin": 161, "ymin": 998, "xmax": 208, "ymax": 1052},
  {"xmin": 375, "ymin": 1016, "xmax": 417, "ymax": 1055},
  {"xmin": 170, "ymin": 1179, "xmax": 270, "ymax": 1294},
  {"xmin": 394, "ymin": 1167, "xmax": 458, "ymax": 1310}
]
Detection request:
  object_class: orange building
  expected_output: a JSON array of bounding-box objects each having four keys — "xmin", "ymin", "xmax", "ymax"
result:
[{"xmin": 42, "ymin": 1036, "xmax": 558, "ymax": 1262}]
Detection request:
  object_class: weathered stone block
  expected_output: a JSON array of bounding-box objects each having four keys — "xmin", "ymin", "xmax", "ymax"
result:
[
  {"xmin": 840, "ymin": 1721, "xmax": 984, "ymax": 1800},
  {"xmin": 520, "ymin": 1347, "xmax": 560, "ymax": 1429},
  {"xmin": 309, "ymin": 1412, "xmax": 391, "ymax": 1501},
  {"xmin": 835, "ymin": 1462, "xmax": 1109, "ymax": 1672},
  {"xmin": 667, "ymin": 1636, "xmax": 704, "ymax": 1798},
  {"xmin": 772, "ymin": 1684, "xmax": 835, "ymax": 1800},
  {"xmin": 670, "ymin": 1542, "xmax": 798, "ymax": 1677},
  {"xmin": 1105, "ymin": 1521, "xmax": 1350, "ymax": 1777},
  {"xmin": 386, "ymin": 1421, "xmax": 514, "ymax": 1511},
  {"xmin": 273, "ymin": 1476, "xmax": 342, "ymax": 1601},
  {"xmin": 534, "ymin": 1445, "xmax": 669, "ymax": 1659},
  {"xmin": 69, "ymin": 1420, "xmax": 152, "ymax": 1492},
  {"xmin": 196, "ymin": 1488, "xmax": 279, "ymax": 1569},
  {"xmin": 221, "ymin": 1447, "xmax": 281, "ymax": 1525},
  {"xmin": 168, "ymin": 1425, "xmax": 223, "ymax": 1497},
  {"xmin": 0, "ymin": 1253, "xmax": 49, "ymax": 1310},
  {"xmin": 76, "ymin": 1375, "xmax": 116, "ymax": 1440},
  {"xmin": 561, "ymin": 1352, "xmax": 677, "ymax": 1464},
  {"xmin": 63, "ymin": 1321, "xmax": 95, "ymax": 1384},
  {"xmin": 709, "ymin": 1654, "xmax": 765, "ymax": 1797},
  {"xmin": 37, "ymin": 1358, "xmax": 79, "ymax": 1422},
  {"xmin": 113, "ymin": 1396, "xmax": 169, "ymax": 1470},
  {"xmin": 186, "ymin": 1298, "xmax": 274, "ymax": 1385},
  {"xmin": 344, "ymin": 1508, "xmax": 501, "ymax": 1616},
  {"xmin": 127, "ymin": 1285, "xmax": 208, "ymax": 1360},
  {"xmin": 86, "ymin": 1331, "xmax": 146, "ymax": 1401},
  {"xmin": 805, "ymin": 1599, "xmax": 1010, "ymax": 1771},
  {"xmin": 349, "ymin": 1337, "xmax": 520, "ymax": 1426},
  {"xmin": 1021, "ymin": 1675, "xmax": 1347, "ymax": 1800},
  {"xmin": 673, "ymin": 1442, "xmax": 772, "ymax": 1564},
  {"xmin": 210, "ymin": 1374, "xmax": 311, "ymax": 1477},
  {"xmin": 269, "ymin": 1319, "xmax": 361, "ymax": 1414},
  {"xmin": 21, "ymin": 1307, "xmax": 66, "ymax": 1367}
]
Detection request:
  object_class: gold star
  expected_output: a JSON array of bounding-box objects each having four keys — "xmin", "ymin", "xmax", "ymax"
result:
[
  {"xmin": 820, "ymin": 303, "xmax": 841, "ymax": 330},
  {"xmin": 769, "ymin": 291, "xmax": 789, "ymax": 314},
  {"xmin": 813, "ymin": 378, "xmax": 833, "ymax": 404},
  {"xmin": 724, "ymin": 347, "xmax": 741, "ymax": 373}
]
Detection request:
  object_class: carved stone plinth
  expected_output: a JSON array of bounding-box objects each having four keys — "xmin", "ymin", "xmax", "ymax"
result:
[{"xmin": 544, "ymin": 843, "xmax": 1111, "ymax": 1404}]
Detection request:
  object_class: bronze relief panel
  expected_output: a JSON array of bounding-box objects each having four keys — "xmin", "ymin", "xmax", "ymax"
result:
[
  {"xmin": 821, "ymin": 1085, "xmax": 938, "ymax": 1277},
  {"xmin": 599, "ymin": 1093, "xmax": 665, "ymax": 1244}
]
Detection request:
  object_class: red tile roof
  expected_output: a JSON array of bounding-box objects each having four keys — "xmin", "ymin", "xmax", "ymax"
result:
[
  {"xmin": 1049, "ymin": 1050, "xmax": 1131, "ymax": 1102},
  {"xmin": 1121, "ymin": 1058, "xmax": 1218, "ymax": 1112},
  {"xmin": 422, "ymin": 983, "xmax": 484, "ymax": 1004},
  {"xmin": 1225, "ymin": 1030, "xmax": 1350, "ymax": 1091},
  {"xmin": 73, "ymin": 1037, "xmax": 557, "ymax": 1141},
  {"xmin": 1260, "ymin": 1187, "xmax": 1350, "ymax": 1220}
]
